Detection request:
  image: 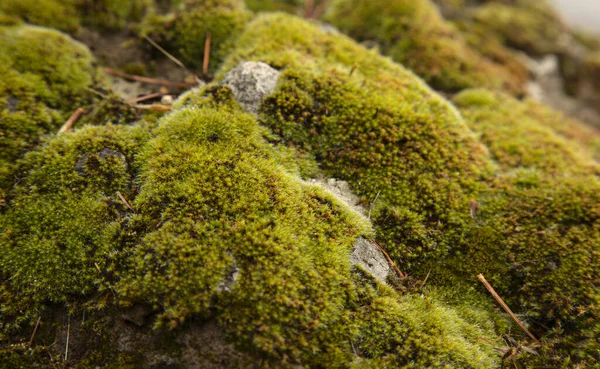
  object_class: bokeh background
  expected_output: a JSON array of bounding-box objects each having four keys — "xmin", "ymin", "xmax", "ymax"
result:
[{"xmin": 552, "ymin": 0, "xmax": 600, "ymax": 33}]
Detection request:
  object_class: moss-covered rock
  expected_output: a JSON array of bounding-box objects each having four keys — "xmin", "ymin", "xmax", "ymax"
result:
[
  {"xmin": 0, "ymin": 24, "xmax": 97, "ymax": 200},
  {"xmin": 141, "ymin": 0, "xmax": 251, "ymax": 75},
  {"xmin": 324, "ymin": 0, "xmax": 525, "ymax": 94},
  {"xmin": 221, "ymin": 12, "xmax": 600, "ymax": 366}
]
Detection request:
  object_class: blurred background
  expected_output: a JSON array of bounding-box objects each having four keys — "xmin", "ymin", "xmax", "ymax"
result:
[{"xmin": 552, "ymin": 0, "xmax": 600, "ymax": 33}]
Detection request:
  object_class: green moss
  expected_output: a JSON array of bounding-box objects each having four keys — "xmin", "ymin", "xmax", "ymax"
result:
[
  {"xmin": 0, "ymin": 0, "xmax": 80, "ymax": 33},
  {"xmin": 469, "ymin": 1, "xmax": 565, "ymax": 56},
  {"xmin": 78, "ymin": 0, "xmax": 152, "ymax": 32},
  {"xmin": 245, "ymin": 0, "xmax": 302, "ymax": 13},
  {"xmin": 0, "ymin": 25, "xmax": 97, "ymax": 200},
  {"xmin": 141, "ymin": 0, "xmax": 251, "ymax": 74},
  {"xmin": 222, "ymin": 12, "xmax": 494, "ymax": 269},
  {"xmin": 454, "ymin": 89, "xmax": 600, "ymax": 175},
  {"xmin": 0, "ymin": 0, "xmax": 151, "ymax": 33},
  {"xmin": 324, "ymin": 0, "xmax": 524, "ymax": 94},
  {"xmin": 0, "ymin": 123, "xmax": 150, "ymax": 332},
  {"xmin": 221, "ymin": 12, "xmax": 600, "ymax": 366},
  {"xmin": 441, "ymin": 169, "xmax": 600, "ymax": 366}
]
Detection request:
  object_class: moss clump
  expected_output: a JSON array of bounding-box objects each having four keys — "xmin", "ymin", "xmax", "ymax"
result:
[
  {"xmin": 77, "ymin": 0, "xmax": 151, "ymax": 32},
  {"xmin": 469, "ymin": 1, "xmax": 565, "ymax": 56},
  {"xmin": 0, "ymin": 0, "xmax": 151, "ymax": 33},
  {"xmin": 222, "ymin": 12, "xmax": 494, "ymax": 269},
  {"xmin": 1, "ymin": 84, "xmax": 503, "ymax": 367},
  {"xmin": 0, "ymin": 24, "xmax": 97, "ymax": 200},
  {"xmin": 141, "ymin": 0, "xmax": 251, "ymax": 74},
  {"xmin": 441, "ymin": 169, "xmax": 600, "ymax": 367},
  {"xmin": 0, "ymin": 0, "xmax": 79, "ymax": 33},
  {"xmin": 0, "ymin": 123, "xmax": 150, "ymax": 332},
  {"xmin": 245, "ymin": 0, "xmax": 301, "ymax": 13},
  {"xmin": 454, "ymin": 89, "xmax": 600, "ymax": 175},
  {"xmin": 222, "ymin": 12, "xmax": 600, "ymax": 365},
  {"xmin": 324, "ymin": 0, "xmax": 525, "ymax": 94}
]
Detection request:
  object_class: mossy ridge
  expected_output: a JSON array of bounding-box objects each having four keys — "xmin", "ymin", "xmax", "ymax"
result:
[
  {"xmin": 140, "ymin": 0, "xmax": 251, "ymax": 75},
  {"xmin": 468, "ymin": 0, "xmax": 565, "ymax": 57},
  {"xmin": 347, "ymin": 268, "xmax": 501, "ymax": 368},
  {"xmin": 0, "ymin": 24, "xmax": 97, "ymax": 200},
  {"xmin": 440, "ymin": 169, "xmax": 600, "ymax": 366},
  {"xmin": 222, "ymin": 12, "xmax": 600, "ymax": 365},
  {"xmin": 0, "ymin": 123, "xmax": 150, "ymax": 334},
  {"xmin": 323, "ymin": 0, "xmax": 525, "ymax": 95},
  {"xmin": 222, "ymin": 12, "xmax": 494, "ymax": 270},
  {"xmin": 454, "ymin": 89, "xmax": 600, "ymax": 175}
]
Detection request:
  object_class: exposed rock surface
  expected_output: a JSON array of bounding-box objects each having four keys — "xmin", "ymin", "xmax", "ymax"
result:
[{"xmin": 220, "ymin": 61, "xmax": 280, "ymax": 114}]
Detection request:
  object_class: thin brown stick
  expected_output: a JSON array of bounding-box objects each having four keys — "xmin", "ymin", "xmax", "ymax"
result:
[
  {"xmin": 203, "ymin": 31, "xmax": 212, "ymax": 76},
  {"xmin": 117, "ymin": 191, "xmax": 133, "ymax": 210},
  {"xmin": 58, "ymin": 108, "xmax": 85, "ymax": 134},
  {"xmin": 128, "ymin": 92, "xmax": 168, "ymax": 104},
  {"xmin": 419, "ymin": 269, "xmax": 431, "ymax": 288},
  {"xmin": 312, "ymin": 0, "xmax": 330, "ymax": 19},
  {"xmin": 104, "ymin": 67, "xmax": 194, "ymax": 89},
  {"xmin": 477, "ymin": 274, "xmax": 539, "ymax": 343},
  {"xmin": 304, "ymin": 0, "xmax": 314, "ymax": 18},
  {"xmin": 143, "ymin": 35, "xmax": 189, "ymax": 72},
  {"xmin": 373, "ymin": 241, "xmax": 405, "ymax": 278},
  {"xmin": 134, "ymin": 104, "xmax": 172, "ymax": 112},
  {"xmin": 64, "ymin": 314, "xmax": 70, "ymax": 362},
  {"xmin": 29, "ymin": 316, "xmax": 41, "ymax": 347},
  {"xmin": 368, "ymin": 190, "xmax": 381, "ymax": 220}
]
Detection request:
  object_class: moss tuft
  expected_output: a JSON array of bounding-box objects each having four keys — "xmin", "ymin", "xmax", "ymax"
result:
[
  {"xmin": 454, "ymin": 89, "xmax": 600, "ymax": 175},
  {"xmin": 469, "ymin": 1, "xmax": 565, "ymax": 56},
  {"xmin": 0, "ymin": 24, "xmax": 97, "ymax": 200},
  {"xmin": 141, "ymin": 0, "xmax": 251, "ymax": 74},
  {"xmin": 0, "ymin": 0, "xmax": 80, "ymax": 33},
  {"xmin": 324, "ymin": 0, "xmax": 525, "ymax": 94}
]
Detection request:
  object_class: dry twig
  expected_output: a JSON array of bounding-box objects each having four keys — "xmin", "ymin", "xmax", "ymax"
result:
[
  {"xmin": 419, "ymin": 269, "xmax": 431, "ymax": 288},
  {"xmin": 128, "ymin": 92, "xmax": 169, "ymax": 104},
  {"xmin": 373, "ymin": 241, "xmax": 405, "ymax": 278},
  {"xmin": 143, "ymin": 35, "xmax": 189, "ymax": 72},
  {"xmin": 28, "ymin": 316, "xmax": 41, "ymax": 347},
  {"xmin": 312, "ymin": 0, "xmax": 330, "ymax": 19},
  {"xmin": 203, "ymin": 32, "xmax": 212, "ymax": 76},
  {"xmin": 64, "ymin": 314, "xmax": 70, "ymax": 362},
  {"xmin": 58, "ymin": 108, "xmax": 85, "ymax": 134},
  {"xmin": 104, "ymin": 67, "xmax": 195, "ymax": 89},
  {"xmin": 477, "ymin": 274, "xmax": 539, "ymax": 343},
  {"xmin": 368, "ymin": 190, "xmax": 381, "ymax": 220},
  {"xmin": 116, "ymin": 191, "xmax": 133, "ymax": 210},
  {"xmin": 134, "ymin": 104, "xmax": 172, "ymax": 112}
]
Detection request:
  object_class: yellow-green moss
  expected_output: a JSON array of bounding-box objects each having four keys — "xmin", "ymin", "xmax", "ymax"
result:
[
  {"xmin": 221, "ymin": 12, "xmax": 600, "ymax": 366},
  {"xmin": 245, "ymin": 0, "xmax": 301, "ymax": 13},
  {"xmin": 440, "ymin": 169, "xmax": 600, "ymax": 366},
  {"xmin": 141, "ymin": 0, "xmax": 251, "ymax": 74},
  {"xmin": 78, "ymin": 0, "xmax": 152, "ymax": 32},
  {"xmin": 0, "ymin": 0, "xmax": 79, "ymax": 33},
  {"xmin": 0, "ymin": 0, "xmax": 151, "ymax": 33},
  {"xmin": 0, "ymin": 25, "xmax": 97, "ymax": 200},
  {"xmin": 222, "ymin": 12, "xmax": 494, "ymax": 268},
  {"xmin": 324, "ymin": 0, "xmax": 524, "ymax": 94},
  {"xmin": 454, "ymin": 89, "xmax": 600, "ymax": 175},
  {"xmin": 469, "ymin": 1, "xmax": 565, "ymax": 56}
]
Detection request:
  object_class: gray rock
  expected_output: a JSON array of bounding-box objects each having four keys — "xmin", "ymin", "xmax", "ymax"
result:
[
  {"xmin": 216, "ymin": 257, "xmax": 240, "ymax": 293},
  {"xmin": 350, "ymin": 237, "xmax": 394, "ymax": 283},
  {"xmin": 220, "ymin": 62, "xmax": 280, "ymax": 114}
]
